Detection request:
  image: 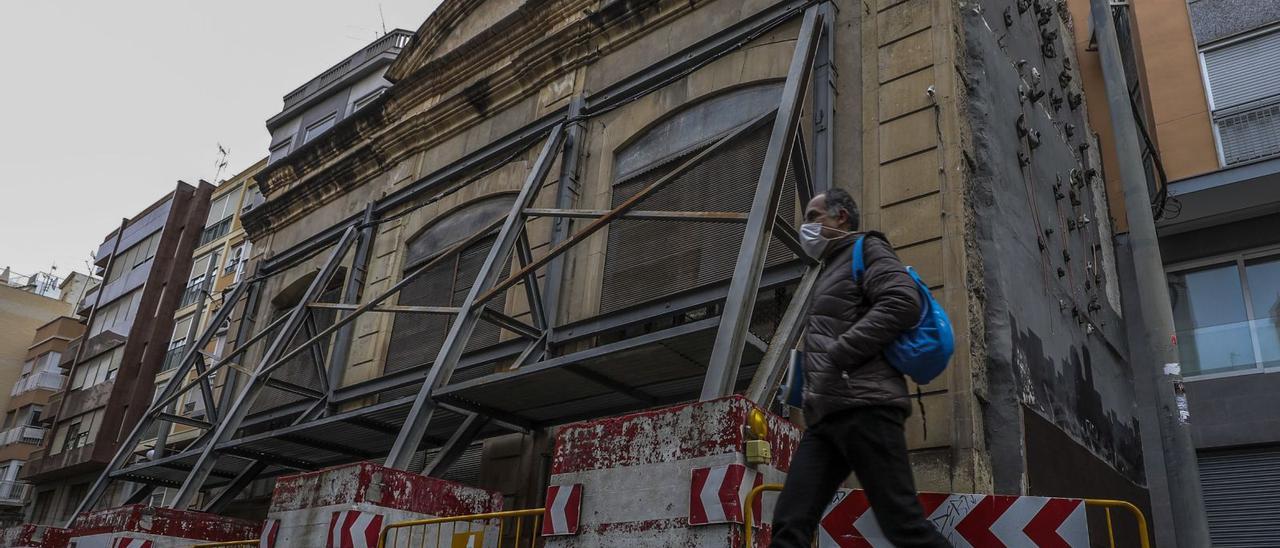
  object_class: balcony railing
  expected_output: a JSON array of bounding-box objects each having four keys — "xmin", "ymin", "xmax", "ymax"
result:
[
  {"xmin": 280, "ymin": 29, "xmax": 413, "ymax": 111},
  {"xmin": 1214, "ymin": 94, "xmax": 1280, "ymax": 166},
  {"xmin": 198, "ymin": 217, "xmax": 232, "ymax": 248},
  {"xmin": 10, "ymin": 371, "xmax": 66, "ymax": 396},
  {"xmin": 179, "ymin": 281, "xmax": 205, "ymax": 308},
  {"xmin": 162, "ymin": 344, "xmax": 187, "ymax": 372},
  {"xmin": 0, "ymin": 426, "xmax": 46, "ymax": 446},
  {"xmin": 0, "ymin": 481, "xmax": 32, "ymax": 505}
]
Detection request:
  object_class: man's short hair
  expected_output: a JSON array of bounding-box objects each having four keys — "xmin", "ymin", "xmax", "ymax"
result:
[{"xmin": 824, "ymin": 188, "xmax": 860, "ymax": 231}]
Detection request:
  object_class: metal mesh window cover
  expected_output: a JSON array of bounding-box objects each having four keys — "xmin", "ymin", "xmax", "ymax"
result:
[
  {"xmin": 1216, "ymin": 99, "xmax": 1280, "ymax": 165},
  {"xmin": 249, "ymin": 278, "xmax": 342, "ymax": 415},
  {"xmin": 601, "ymin": 123, "xmax": 799, "ymax": 314},
  {"xmin": 1199, "ymin": 446, "xmax": 1280, "ymax": 547}
]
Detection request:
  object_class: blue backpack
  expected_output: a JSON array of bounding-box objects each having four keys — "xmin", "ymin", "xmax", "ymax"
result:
[{"xmin": 851, "ymin": 235, "xmax": 954, "ymax": 385}]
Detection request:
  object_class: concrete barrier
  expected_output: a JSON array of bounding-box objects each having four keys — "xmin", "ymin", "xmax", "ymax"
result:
[
  {"xmin": 62, "ymin": 504, "xmax": 260, "ymax": 547},
  {"xmin": 0, "ymin": 523, "xmax": 70, "ymax": 548},
  {"xmin": 543, "ymin": 395, "xmax": 800, "ymax": 547},
  {"xmin": 265, "ymin": 461, "xmax": 502, "ymax": 547}
]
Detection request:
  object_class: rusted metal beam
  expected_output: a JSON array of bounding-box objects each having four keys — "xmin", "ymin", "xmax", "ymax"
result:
[{"xmin": 522, "ymin": 208, "xmax": 750, "ymax": 222}]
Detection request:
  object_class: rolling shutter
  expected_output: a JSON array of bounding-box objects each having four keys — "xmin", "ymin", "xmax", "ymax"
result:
[{"xmin": 1199, "ymin": 447, "xmax": 1280, "ymax": 546}]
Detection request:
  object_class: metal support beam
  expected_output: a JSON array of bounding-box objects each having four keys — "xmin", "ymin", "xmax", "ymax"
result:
[
  {"xmin": 66, "ymin": 276, "xmax": 257, "ymax": 525},
  {"xmin": 792, "ymin": 132, "xmax": 816, "ymax": 206},
  {"xmin": 480, "ymin": 309, "xmax": 541, "ymax": 340},
  {"xmin": 515, "ymin": 231, "xmax": 548, "ymax": 331},
  {"xmin": 543, "ymin": 96, "xmax": 584, "ymax": 345},
  {"xmin": 523, "ymin": 208, "xmax": 750, "ymax": 222},
  {"xmin": 564, "ymin": 364, "xmax": 658, "ymax": 405},
  {"xmin": 422, "ymin": 413, "xmax": 489, "ymax": 477},
  {"xmin": 702, "ymin": 6, "xmax": 823, "ymax": 400},
  {"xmin": 746, "ymin": 264, "xmax": 821, "ymax": 404},
  {"xmin": 156, "ymin": 413, "xmax": 213, "ymax": 430},
  {"xmin": 309, "ymin": 303, "xmax": 461, "ymax": 315},
  {"xmin": 169, "ymin": 227, "xmax": 358, "ymax": 509},
  {"xmin": 771, "ymin": 215, "xmax": 814, "ymax": 265},
  {"xmin": 327, "ymin": 203, "xmax": 375, "ymax": 409},
  {"xmin": 302, "ymin": 315, "xmax": 332, "ymax": 396},
  {"xmin": 476, "ymin": 113, "xmax": 776, "ymax": 305},
  {"xmin": 811, "ymin": 1, "xmax": 836, "ymax": 194},
  {"xmin": 386, "ymin": 124, "xmax": 566, "ymax": 470}
]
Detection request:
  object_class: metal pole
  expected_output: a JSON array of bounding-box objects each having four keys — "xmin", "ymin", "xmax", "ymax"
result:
[
  {"xmin": 542, "ymin": 96, "xmax": 584, "ymax": 337},
  {"xmin": 1089, "ymin": 2, "xmax": 1210, "ymax": 545},
  {"xmin": 702, "ymin": 6, "xmax": 823, "ymax": 400},
  {"xmin": 811, "ymin": 1, "xmax": 835, "ymax": 194}
]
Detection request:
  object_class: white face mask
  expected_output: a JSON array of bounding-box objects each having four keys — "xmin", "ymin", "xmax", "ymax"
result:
[{"xmin": 799, "ymin": 223, "xmax": 850, "ymax": 259}]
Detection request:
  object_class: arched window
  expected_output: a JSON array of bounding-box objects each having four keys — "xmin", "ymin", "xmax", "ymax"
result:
[
  {"xmin": 601, "ymin": 83, "xmax": 800, "ymax": 313},
  {"xmin": 384, "ymin": 196, "xmax": 516, "ymax": 380}
]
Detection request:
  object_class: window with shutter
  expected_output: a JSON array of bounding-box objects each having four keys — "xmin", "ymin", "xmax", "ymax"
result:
[
  {"xmin": 383, "ymin": 196, "xmax": 517, "ymax": 390},
  {"xmin": 601, "ymin": 85, "xmax": 798, "ymax": 315}
]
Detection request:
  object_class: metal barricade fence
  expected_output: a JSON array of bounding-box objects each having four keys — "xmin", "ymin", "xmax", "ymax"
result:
[
  {"xmin": 379, "ymin": 508, "xmax": 546, "ymax": 548},
  {"xmin": 741, "ymin": 485, "xmax": 1152, "ymax": 548}
]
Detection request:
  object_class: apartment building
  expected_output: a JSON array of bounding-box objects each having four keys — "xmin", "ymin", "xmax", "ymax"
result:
[
  {"xmin": 22, "ymin": 182, "xmax": 212, "ymax": 526},
  {"xmin": 0, "ymin": 317, "xmax": 83, "ymax": 526},
  {"xmin": 0, "ymin": 286, "xmax": 75, "ymax": 525}
]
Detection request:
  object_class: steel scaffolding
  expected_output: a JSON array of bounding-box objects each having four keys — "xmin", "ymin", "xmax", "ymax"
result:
[{"xmin": 69, "ymin": 0, "xmax": 834, "ymax": 523}]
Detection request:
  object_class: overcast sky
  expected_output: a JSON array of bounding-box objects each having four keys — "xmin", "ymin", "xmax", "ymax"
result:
[{"xmin": 0, "ymin": 1, "xmax": 442, "ymax": 281}]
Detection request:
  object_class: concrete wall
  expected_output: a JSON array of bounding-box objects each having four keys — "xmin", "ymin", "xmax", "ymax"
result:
[{"xmin": 958, "ymin": 0, "xmax": 1145, "ymax": 497}]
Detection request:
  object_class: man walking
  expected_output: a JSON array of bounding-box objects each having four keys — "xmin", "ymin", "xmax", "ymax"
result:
[{"xmin": 770, "ymin": 188, "xmax": 950, "ymax": 547}]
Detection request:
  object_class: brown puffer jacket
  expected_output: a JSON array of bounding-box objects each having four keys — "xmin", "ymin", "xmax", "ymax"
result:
[{"xmin": 802, "ymin": 231, "xmax": 922, "ymax": 427}]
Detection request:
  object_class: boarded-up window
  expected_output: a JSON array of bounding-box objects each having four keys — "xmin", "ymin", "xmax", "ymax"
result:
[{"xmin": 384, "ymin": 196, "xmax": 516, "ymax": 382}]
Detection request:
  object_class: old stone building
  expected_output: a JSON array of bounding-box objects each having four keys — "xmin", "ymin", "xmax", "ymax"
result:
[{"xmin": 73, "ymin": 0, "xmax": 1156, "ymax": 542}]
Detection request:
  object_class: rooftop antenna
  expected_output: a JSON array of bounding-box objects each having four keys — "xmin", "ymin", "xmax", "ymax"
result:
[
  {"xmin": 213, "ymin": 143, "xmax": 230, "ymax": 183},
  {"xmin": 379, "ymin": 4, "xmax": 388, "ymax": 35}
]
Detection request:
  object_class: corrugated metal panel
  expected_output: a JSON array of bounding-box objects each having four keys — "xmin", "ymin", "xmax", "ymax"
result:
[
  {"xmin": 1203, "ymin": 30, "xmax": 1280, "ymax": 110},
  {"xmin": 1199, "ymin": 447, "xmax": 1280, "ymax": 546},
  {"xmin": 601, "ymin": 123, "xmax": 798, "ymax": 313}
]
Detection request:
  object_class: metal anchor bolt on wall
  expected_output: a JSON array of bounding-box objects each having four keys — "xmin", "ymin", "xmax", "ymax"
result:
[
  {"xmin": 1070, "ymin": 168, "xmax": 1084, "ymax": 187},
  {"xmin": 1078, "ymin": 141, "xmax": 1091, "ymax": 152},
  {"xmin": 1068, "ymin": 91, "xmax": 1083, "ymax": 110},
  {"xmin": 1019, "ymin": 151, "xmax": 1031, "ymax": 166},
  {"xmin": 1016, "ymin": 114, "xmax": 1029, "ymax": 137},
  {"xmin": 1049, "ymin": 89, "xmax": 1064, "ymax": 111},
  {"xmin": 1058, "ymin": 267, "xmax": 1067, "ymax": 278},
  {"xmin": 1065, "ymin": 123, "xmax": 1076, "ymax": 138},
  {"xmin": 1063, "ymin": 250, "xmax": 1072, "ymax": 263},
  {"xmin": 1059, "ymin": 69, "xmax": 1073, "ymax": 89},
  {"xmin": 1028, "ymin": 129, "xmax": 1042, "ymax": 149},
  {"xmin": 1018, "ymin": 0, "xmax": 1034, "ymax": 14}
]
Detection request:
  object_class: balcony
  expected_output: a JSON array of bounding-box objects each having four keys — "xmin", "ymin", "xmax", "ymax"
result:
[
  {"xmin": 10, "ymin": 371, "xmax": 66, "ymax": 397},
  {"xmin": 0, "ymin": 481, "xmax": 32, "ymax": 506},
  {"xmin": 198, "ymin": 217, "xmax": 232, "ymax": 248},
  {"xmin": 161, "ymin": 344, "xmax": 186, "ymax": 373},
  {"xmin": 1214, "ymin": 94, "xmax": 1280, "ymax": 167},
  {"xmin": 179, "ymin": 280, "xmax": 205, "ymax": 308},
  {"xmin": 280, "ymin": 29, "xmax": 413, "ymax": 112},
  {"xmin": 0, "ymin": 426, "xmax": 46, "ymax": 446}
]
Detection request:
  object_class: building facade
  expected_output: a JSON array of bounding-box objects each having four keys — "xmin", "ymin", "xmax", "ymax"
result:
[
  {"xmin": 0, "ymin": 317, "xmax": 83, "ymax": 525},
  {"xmin": 22, "ymin": 182, "xmax": 212, "ymax": 526},
  {"xmin": 0, "ymin": 286, "xmax": 75, "ymax": 525},
  {"xmin": 72, "ymin": 1, "xmax": 1157, "ymax": 539},
  {"xmin": 1063, "ymin": 0, "xmax": 1280, "ymax": 544}
]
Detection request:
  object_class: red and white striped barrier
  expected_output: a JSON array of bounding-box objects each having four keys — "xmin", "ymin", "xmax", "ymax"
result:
[
  {"xmin": 689, "ymin": 464, "xmax": 763, "ymax": 526},
  {"xmin": 327, "ymin": 510, "xmax": 384, "ymax": 548},
  {"xmin": 542, "ymin": 484, "xmax": 583, "ymax": 536},
  {"xmin": 112, "ymin": 539, "xmax": 153, "ymax": 548},
  {"xmin": 259, "ymin": 518, "xmax": 280, "ymax": 548},
  {"xmin": 819, "ymin": 490, "xmax": 1088, "ymax": 547}
]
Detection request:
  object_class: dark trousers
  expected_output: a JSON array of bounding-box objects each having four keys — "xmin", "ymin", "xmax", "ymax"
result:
[{"xmin": 770, "ymin": 406, "xmax": 950, "ymax": 547}]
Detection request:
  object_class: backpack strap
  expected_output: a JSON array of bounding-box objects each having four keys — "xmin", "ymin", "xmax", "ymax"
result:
[{"xmin": 850, "ymin": 235, "xmax": 868, "ymax": 283}]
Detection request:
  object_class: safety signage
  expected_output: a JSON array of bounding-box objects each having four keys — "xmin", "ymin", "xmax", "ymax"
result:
[
  {"xmin": 259, "ymin": 518, "xmax": 280, "ymax": 548},
  {"xmin": 542, "ymin": 483, "xmax": 583, "ymax": 536},
  {"xmin": 819, "ymin": 490, "xmax": 1088, "ymax": 547},
  {"xmin": 327, "ymin": 510, "xmax": 384, "ymax": 548},
  {"xmin": 689, "ymin": 463, "xmax": 764, "ymax": 526}
]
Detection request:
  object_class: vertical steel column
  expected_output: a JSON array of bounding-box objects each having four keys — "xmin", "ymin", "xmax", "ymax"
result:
[
  {"xmin": 812, "ymin": 1, "xmax": 836, "ymax": 194},
  {"xmin": 385, "ymin": 124, "xmax": 566, "ymax": 470},
  {"xmin": 542, "ymin": 97, "xmax": 585, "ymax": 340},
  {"xmin": 216, "ymin": 271, "xmax": 263, "ymax": 414},
  {"xmin": 701, "ymin": 7, "xmax": 823, "ymax": 400},
  {"xmin": 169, "ymin": 227, "xmax": 358, "ymax": 509},
  {"xmin": 745, "ymin": 265, "xmax": 821, "ymax": 404},
  {"xmin": 326, "ymin": 204, "xmax": 376, "ymax": 410},
  {"xmin": 65, "ymin": 277, "xmax": 255, "ymax": 526}
]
